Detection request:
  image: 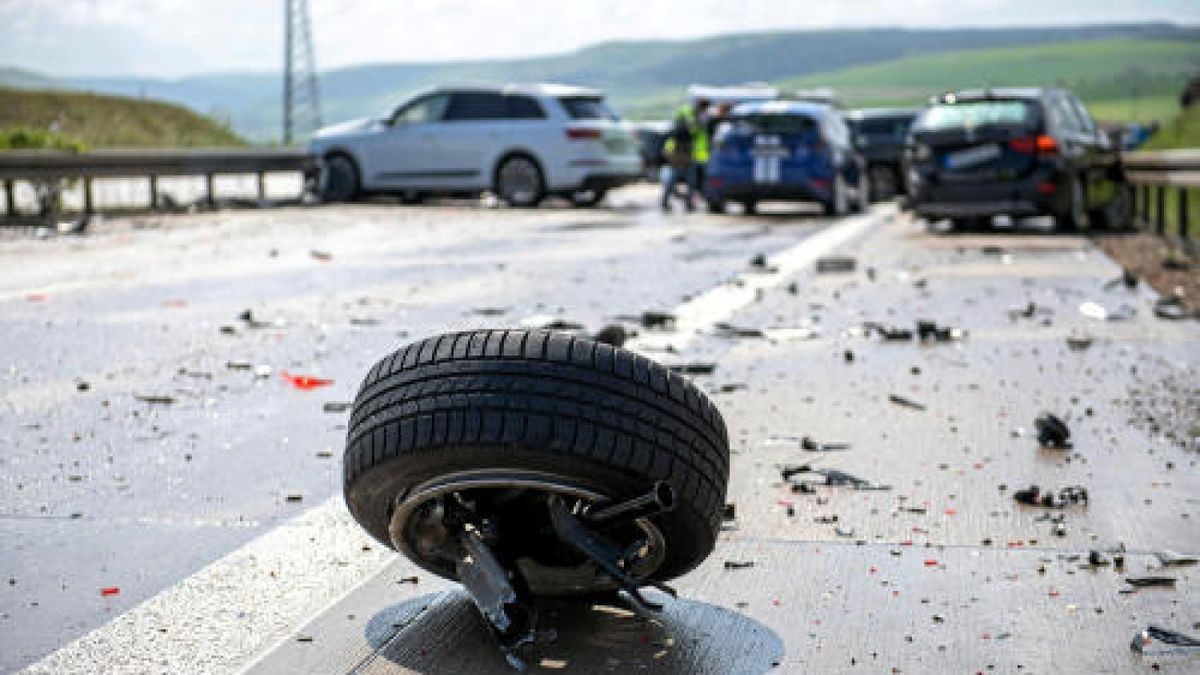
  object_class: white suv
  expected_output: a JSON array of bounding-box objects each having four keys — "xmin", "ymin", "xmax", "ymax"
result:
[{"xmin": 308, "ymin": 83, "xmax": 642, "ymax": 207}]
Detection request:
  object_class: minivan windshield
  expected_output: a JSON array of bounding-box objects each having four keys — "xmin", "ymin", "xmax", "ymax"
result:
[
  {"xmin": 914, "ymin": 100, "xmax": 1037, "ymax": 132},
  {"xmin": 559, "ymin": 97, "xmax": 620, "ymax": 121}
]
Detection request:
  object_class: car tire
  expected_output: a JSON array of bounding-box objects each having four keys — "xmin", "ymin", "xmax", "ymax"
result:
[
  {"xmin": 1089, "ymin": 181, "xmax": 1133, "ymax": 231},
  {"xmin": 823, "ymin": 173, "xmax": 848, "ymax": 217},
  {"xmin": 1054, "ymin": 176, "xmax": 1086, "ymax": 232},
  {"xmin": 741, "ymin": 200, "xmax": 758, "ymax": 215},
  {"xmin": 320, "ymin": 154, "xmax": 360, "ymax": 203},
  {"xmin": 399, "ymin": 191, "xmax": 424, "ymax": 205},
  {"xmin": 343, "ymin": 329, "xmax": 730, "ymax": 583},
  {"xmin": 706, "ymin": 198, "xmax": 726, "ymax": 214},
  {"xmin": 570, "ymin": 189, "xmax": 606, "ymax": 208},
  {"xmin": 496, "ymin": 155, "xmax": 545, "ymax": 208},
  {"xmin": 852, "ymin": 171, "xmax": 870, "ymax": 213}
]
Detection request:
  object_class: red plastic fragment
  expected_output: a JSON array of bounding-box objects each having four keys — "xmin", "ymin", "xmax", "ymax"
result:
[
  {"xmin": 25, "ymin": 294, "xmax": 48, "ymax": 303},
  {"xmin": 923, "ymin": 559, "xmax": 939, "ymax": 567},
  {"xmin": 281, "ymin": 371, "xmax": 334, "ymax": 390},
  {"xmin": 100, "ymin": 586, "xmax": 120, "ymax": 597},
  {"xmin": 162, "ymin": 299, "xmax": 187, "ymax": 308}
]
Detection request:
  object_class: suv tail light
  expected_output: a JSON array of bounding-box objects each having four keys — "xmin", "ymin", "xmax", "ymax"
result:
[
  {"xmin": 1008, "ymin": 135, "xmax": 1058, "ymax": 155},
  {"xmin": 565, "ymin": 127, "xmax": 603, "ymax": 141}
]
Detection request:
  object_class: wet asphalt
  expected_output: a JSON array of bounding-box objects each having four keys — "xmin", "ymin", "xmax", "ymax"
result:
[
  {"xmin": 0, "ymin": 186, "xmax": 829, "ymax": 671},
  {"xmin": 3, "ymin": 185, "xmax": 1197, "ymax": 673}
]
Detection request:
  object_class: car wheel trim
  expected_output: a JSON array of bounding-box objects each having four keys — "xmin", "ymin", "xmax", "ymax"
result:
[{"xmin": 498, "ymin": 157, "xmax": 541, "ymax": 205}]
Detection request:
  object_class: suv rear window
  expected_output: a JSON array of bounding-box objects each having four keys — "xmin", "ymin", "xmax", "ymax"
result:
[
  {"xmin": 726, "ymin": 114, "xmax": 817, "ymax": 136},
  {"xmin": 914, "ymin": 100, "xmax": 1037, "ymax": 132},
  {"xmin": 559, "ymin": 97, "xmax": 619, "ymax": 121}
]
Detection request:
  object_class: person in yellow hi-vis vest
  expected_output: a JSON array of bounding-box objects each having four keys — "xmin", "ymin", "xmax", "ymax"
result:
[{"xmin": 660, "ymin": 99, "xmax": 710, "ymax": 212}]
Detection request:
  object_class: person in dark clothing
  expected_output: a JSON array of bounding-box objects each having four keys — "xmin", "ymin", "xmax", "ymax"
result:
[{"xmin": 660, "ymin": 114, "xmax": 695, "ymax": 212}]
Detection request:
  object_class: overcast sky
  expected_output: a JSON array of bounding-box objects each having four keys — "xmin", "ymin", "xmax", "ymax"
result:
[{"xmin": 1, "ymin": 0, "xmax": 1197, "ymax": 78}]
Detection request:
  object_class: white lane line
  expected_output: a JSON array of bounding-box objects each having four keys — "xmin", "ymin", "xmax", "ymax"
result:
[
  {"xmin": 627, "ymin": 205, "xmax": 891, "ymax": 353},
  {"xmin": 24, "ymin": 208, "xmax": 889, "ymax": 674},
  {"xmin": 24, "ymin": 499, "xmax": 391, "ymax": 675}
]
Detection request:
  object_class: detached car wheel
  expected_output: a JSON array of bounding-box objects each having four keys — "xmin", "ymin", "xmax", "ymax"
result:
[
  {"xmin": 320, "ymin": 155, "xmax": 360, "ymax": 203},
  {"xmin": 343, "ymin": 329, "xmax": 730, "ymax": 586}
]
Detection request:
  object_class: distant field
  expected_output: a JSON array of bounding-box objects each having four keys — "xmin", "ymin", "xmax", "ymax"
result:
[
  {"xmin": 0, "ymin": 87, "xmax": 244, "ymax": 148},
  {"xmin": 775, "ymin": 38, "xmax": 1198, "ymax": 121}
]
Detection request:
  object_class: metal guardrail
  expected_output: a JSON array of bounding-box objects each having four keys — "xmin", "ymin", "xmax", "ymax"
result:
[
  {"xmin": 0, "ymin": 148, "xmax": 314, "ymax": 217},
  {"xmin": 1122, "ymin": 148, "xmax": 1200, "ymax": 239}
]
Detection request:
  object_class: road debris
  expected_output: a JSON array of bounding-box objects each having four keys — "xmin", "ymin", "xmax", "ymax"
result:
[
  {"xmin": 593, "ymin": 324, "xmax": 628, "ymax": 347},
  {"xmin": 281, "ymin": 371, "xmax": 334, "ymax": 390},
  {"xmin": 724, "ymin": 560, "xmax": 755, "ymax": 570},
  {"xmin": 322, "ymin": 402, "xmax": 351, "ymax": 413},
  {"xmin": 781, "ymin": 464, "xmax": 891, "ymax": 491},
  {"xmin": 749, "ymin": 253, "xmax": 777, "ymax": 272},
  {"xmin": 309, "ymin": 250, "xmax": 333, "ymax": 262},
  {"xmin": 1103, "ymin": 268, "xmax": 1139, "ymax": 291},
  {"xmin": 916, "ymin": 320, "xmax": 965, "ymax": 342},
  {"xmin": 1078, "ymin": 301, "xmax": 1135, "ymax": 321},
  {"xmin": 100, "ymin": 587, "xmax": 120, "ymax": 597},
  {"xmin": 1012, "ymin": 484, "xmax": 1088, "ymax": 507},
  {"xmin": 471, "ymin": 307, "xmax": 509, "ymax": 316},
  {"xmin": 667, "ymin": 363, "xmax": 716, "ymax": 375},
  {"xmin": 1034, "ymin": 413, "xmax": 1071, "ymax": 448},
  {"xmin": 519, "ymin": 315, "xmax": 586, "ymax": 330},
  {"xmin": 1131, "ymin": 626, "xmax": 1200, "ymax": 656},
  {"xmin": 1065, "ymin": 334, "xmax": 1094, "ymax": 351},
  {"xmin": 713, "ymin": 322, "xmax": 766, "ymax": 339},
  {"xmin": 1125, "ymin": 576, "xmax": 1176, "ymax": 588},
  {"xmin": 638, "ymin": 311, "xmax": 677, "ymax": 329},
  {"xmin": 1153, "ymin": 295, "xmax": 1191, "ymax": 321},
  {"xmin": 816, "ymin": 255, "xmax": 856, "ymax": 273},
  {"xmin": 1154, "ymin": 550, "xmax": 1198, "ymax": 567},
  {"xmin": 888, "ymin": 394, "xmax": 927, "ymax": 411},
  {"xmin": 133, "ymin": 394, "xmax": 176, "ymax": 405}
]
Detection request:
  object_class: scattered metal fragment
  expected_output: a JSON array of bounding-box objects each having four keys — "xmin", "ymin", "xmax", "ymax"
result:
[
  {"xmin": 1078, "ymin": 301, "xmax": 1135, "ymax": 321},
  {"xmin": 722, "ymin": 503, "xmax": 737, "ymax": 521},
  {"xmin": 749, "ymin": 253, "xmax": 777, "ymax": 272},
  {"xmin": 1126, "ymin": 576, "xmax": 1176, "ymax": 588},
  {"xmin": 285, "ymin": 492, "xmax": 304, "ymax": 502},
  {"xmin": 309, "ymin": 250, "xmax": 333, "ymax": 261},
  {"xmin": 638, "ymin": 311, "xmax": 677, "ymax": 329},
  {"xmin": 520, "ymin": 315, "xmax": 586, "ymax": 331},
  {"xmin": 1034, "ymin": 413, "xmax": 1071, "ymax": 448},
  {"xmin": 133, "ymin": 394, "xmax": 176, "ymax": 405},
  {"xmin": 865, "ymin": 322, "xmax": 913, "ymax": 341},
  {"xmin": 888, "ymin": 394, "xmax": 926, "ymax": 411},
  {"xmin": 397, "ymin": 576, "xmax": 419, "ymax": 584},
  {"xmin": 471, "ymin": 307, "xmax": 509, "ymax": 317},
  {"xmin": 801, "ymin": 436, "xmax": 850, "ymax": 452},
  {"xmin": 1153, "ymin": 296, "xmax": 1191, "ymax": 321},
  {"xmin": 1131, "ymin": 626, "xmax": 1200, "ymax": 655},
  {"xmin": 724, "ymin": 560, "xmax": 755, "ymax": 570},
  {"xmin": 916, "ymin": 320, "xmax": 964, "ymax": 342},
  {"xmin": 323, "ymin": 402, "xmax": 351, "ymax": 413},
  {"xmin": 816, "ymin": 256, "xmax": 856, "ymax": 273},
  {"xmin": 718, "ymin": 383, "xmax": 747, "ymax": 393}
]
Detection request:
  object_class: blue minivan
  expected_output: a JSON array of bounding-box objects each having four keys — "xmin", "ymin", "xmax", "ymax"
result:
[{"xmin": 704, "ymin": 101, "xmax": 869, "ymax": 215}]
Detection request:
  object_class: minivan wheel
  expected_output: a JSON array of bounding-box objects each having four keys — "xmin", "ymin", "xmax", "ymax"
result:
[
  {"xmin": 1055, "ymin": 176, "xmax": 1086, "ymax": 232},
  {"xmin": 320, "ymin": 154, "xmax": 360, "ymax": 203},
  {"xmin": 496, "ymin": 156, "xmax": 545, "ymax": 208}
]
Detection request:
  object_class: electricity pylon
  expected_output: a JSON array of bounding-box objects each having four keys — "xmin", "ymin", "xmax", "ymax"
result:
[{"xmin": 283, "ymin": 0, "xmax": 322, "ymax": 144}]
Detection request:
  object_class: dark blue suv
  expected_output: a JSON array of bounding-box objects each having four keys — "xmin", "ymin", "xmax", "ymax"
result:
[{"xmin": 703, "ymin": 101, "xmax": 868, "ymax": 215}]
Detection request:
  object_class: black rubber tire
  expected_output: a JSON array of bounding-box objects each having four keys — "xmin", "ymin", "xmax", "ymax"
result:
[
  {"xmin": 343, "ymin": 329, "xmax": 730, "ymax": 583},
  {"xmin": 320, "ymin": 153, "xmax": 359, "ymax": 202},
  {"xmin": 706, "ymin": 198, "xmax": 726, "ymax": 214},
  {"xmin": 495, "ymin": 155, "xmax": 545, "ymax": 208},
  {"xmin": 1054, "ymin": 176, "xmax": 1086, "ymax": 233},
  {"xmin": 741, "ymin": 200, "xmax": 758, "ymax": 215}
]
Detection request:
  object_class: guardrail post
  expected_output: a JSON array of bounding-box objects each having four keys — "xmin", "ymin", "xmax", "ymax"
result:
[
  {"xmin": 206, "ymin": 173, "xmax": 215, "ymax": 209},
  {"xmin": 3, "ymin": 180, "xmax": 13, "ymax": 217},
  {"xmin": 149, "ymin": 176, "xmax": 158, "ymax": 210},
  {"xmin": 257, "ymin": 171, "xmax": 267, "ymax": 203},
  {"xmin": 83, "ymin": 178, "xmax": 94, "ymax": 215},
  {"xmin": 1155, "ymin": 185, "xmax": 1166, "ymax": 235},
  {"xmin": 1137, "ymin": 184, "xmax": 1149, "ymax": 226},
  {"xmin": 1180, "ymin": 188, "xmax": 1191, "ymax": 239}
]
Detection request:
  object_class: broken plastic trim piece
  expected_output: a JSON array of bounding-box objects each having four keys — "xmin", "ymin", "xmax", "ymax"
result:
[{"xmin": 1131, "ymin": 626, "xmax": 1200, "ymax": 655}]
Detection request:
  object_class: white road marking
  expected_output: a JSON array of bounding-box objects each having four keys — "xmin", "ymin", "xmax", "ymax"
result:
[
  {"xmin": 627, "ymin": 205, "xmax": 890, "ymax": 353},
  {"xmin": 24, "ymin": 207, "xmax": 889, "ymax": 674}
]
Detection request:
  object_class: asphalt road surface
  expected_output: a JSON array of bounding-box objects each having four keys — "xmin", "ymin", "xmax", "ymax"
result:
[{"xmin": 2, "ymin": 185, "xmax": 1196, "ymax": 673}]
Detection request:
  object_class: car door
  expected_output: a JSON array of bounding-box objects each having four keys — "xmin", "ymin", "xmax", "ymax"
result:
[
  {"xmin": 439, "ymin": 91, "xmax": 508, "ymax": 190},
  {"xmin": 365, "ymin": 92, "xmax": 450, "ymax": 188}
]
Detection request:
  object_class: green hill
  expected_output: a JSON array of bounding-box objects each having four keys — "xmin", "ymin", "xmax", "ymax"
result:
[
  {"xmin": 774, "ymin": 39, "xmax": 1199, "ymax": 123},
  {"xmin": 0, "ymin": 86, "xmax": 244, "ymax": 148}
]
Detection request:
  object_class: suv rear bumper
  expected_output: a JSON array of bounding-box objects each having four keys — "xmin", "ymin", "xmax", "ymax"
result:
[
  {"xmin": 705, "ymin": 181, "xmax": 830, "ymax": 204},
  {"xmin": 911, "ymin": 171, "xmax": 1066, "ymax": 219}
]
